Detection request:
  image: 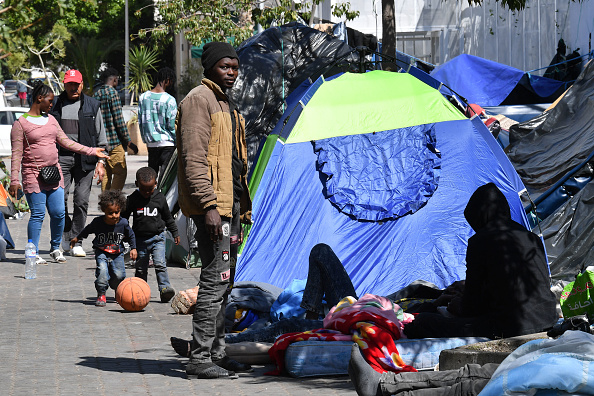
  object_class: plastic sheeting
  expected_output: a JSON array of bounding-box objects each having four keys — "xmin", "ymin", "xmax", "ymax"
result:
[
  {"xmin": 506, "ymin": 60, "xmax": 594, "ymax": 194},
  {"xmin": 540, "ymin": 181, "xmax": 594, "ymax": 281},
  {"xmin": 430, "ymin": 54, "xmax": 565, "ymax": 106},
  {"xmin": 228, "ymin": 23, "xmax": 356, "ymax": 166},
  {"xmin": 236, "ymin": 117, "xmax": 528, "ymax": 296},
  {"xmin": 314, "ymin": 125, "xmax": 440, "ymax": 221}
]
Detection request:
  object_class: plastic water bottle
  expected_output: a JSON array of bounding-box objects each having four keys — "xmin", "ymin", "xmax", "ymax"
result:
[{"xmin": 25, "ymin": 240, "xmax": 36, "ymax": 280}]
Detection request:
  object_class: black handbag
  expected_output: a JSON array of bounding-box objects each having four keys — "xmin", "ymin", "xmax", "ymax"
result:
[
  {"xmin": 18, "ymin": 120, "xmax": 62, "ymax": 184},
  {"xmin": 38, "ymin": 165, "xmax": 61, "ymax": 183}
]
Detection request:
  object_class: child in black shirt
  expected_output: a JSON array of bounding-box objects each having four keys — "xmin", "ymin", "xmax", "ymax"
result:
[
  {"xmin": 122, "ymin": 167, "xmax": 180, "ymax": 302},
  {"xmin": 71, "ymin": 190, "xmax": 137, "ymax": 307}
]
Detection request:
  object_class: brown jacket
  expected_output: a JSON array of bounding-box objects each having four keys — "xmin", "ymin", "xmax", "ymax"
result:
[{"xmin": 176, "ymin": 78, "xmax": 251, "ymax": 221}]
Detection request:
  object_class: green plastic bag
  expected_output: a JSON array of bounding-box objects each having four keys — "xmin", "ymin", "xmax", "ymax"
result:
[{"xmin": 560, "ymin": 269, "xmax": 594, "ymax": 318}]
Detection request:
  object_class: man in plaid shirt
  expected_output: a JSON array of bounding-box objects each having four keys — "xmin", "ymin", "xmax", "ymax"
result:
[{"xmin": 94, "ymin": 68, "xmax": 138, "ymax": 191}]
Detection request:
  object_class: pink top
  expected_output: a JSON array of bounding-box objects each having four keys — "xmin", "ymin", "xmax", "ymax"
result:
[{"xmin": 10, "ymin": 115, "xmax": 96, "ymax": 194}]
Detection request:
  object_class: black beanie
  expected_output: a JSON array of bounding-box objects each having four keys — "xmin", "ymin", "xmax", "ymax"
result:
[{"xmin": 201, "ymin": 42, "xmax": 239, "ymax": 72}]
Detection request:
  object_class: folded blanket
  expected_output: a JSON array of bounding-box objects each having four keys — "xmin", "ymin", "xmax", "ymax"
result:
[{"xmin": 479, "ymin": 331, "xmax": 594, "ymax": 395}]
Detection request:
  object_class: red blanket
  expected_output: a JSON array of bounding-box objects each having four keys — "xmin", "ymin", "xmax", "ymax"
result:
[{"xmin": 267, "ymin": 294, "xmax": 417, "ymax": 375}]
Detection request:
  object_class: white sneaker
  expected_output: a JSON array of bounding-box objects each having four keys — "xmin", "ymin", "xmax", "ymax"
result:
[
  {"xmin": 35, "ymin": 255, "xmax": 48, "ymax": 265},
  {"xmin": 49, "ymin": 250, "xmax": 66, "ymax": 263},
  {"xmin": 71, "ymin": 246, "xmax": 86, "ymax": 257}
]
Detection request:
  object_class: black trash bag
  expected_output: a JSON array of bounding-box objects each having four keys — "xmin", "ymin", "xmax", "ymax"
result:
[
  {"xmin": 507, "ymin": 111, "xmax": 549, "ymax": 145},
  {"xmin": 228, "ymin": 22, "xmax": 357, "ymax": 168}
]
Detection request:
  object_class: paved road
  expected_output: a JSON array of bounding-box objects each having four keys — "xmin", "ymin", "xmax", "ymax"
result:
[{"xmin": 0, "ymin": 155, "xmax": 357, "ymax": 395}]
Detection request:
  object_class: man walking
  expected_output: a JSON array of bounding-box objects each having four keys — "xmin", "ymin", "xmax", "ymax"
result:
[
  {"xmin": 93, "ymin": 67, "xmax": 138, "ymax": 191},
  {"xmin": 138, "ymin": 67, "xmax": 177, "ymax": 181},
  {"xmin": 176, "ymin": 42, "xmax": 252, "ymax": 379},
  {"xmin": 51, "ymin": 69, "xmax": 107, "ymax": 257}
]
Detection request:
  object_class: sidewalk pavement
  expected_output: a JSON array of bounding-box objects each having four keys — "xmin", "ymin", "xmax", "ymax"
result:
[{"xmin": 0, "ymin": 155, "xmax": 357, "ymax": 395}]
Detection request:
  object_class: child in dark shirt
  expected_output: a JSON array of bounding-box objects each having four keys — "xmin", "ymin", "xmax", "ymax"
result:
[
  {"xmin": 122, "ymin": 167, "xmax": 180, "ymax": 303},
  {"xmin": 71, "ymin": 190, "xmax": 137, "ymax": 307}
]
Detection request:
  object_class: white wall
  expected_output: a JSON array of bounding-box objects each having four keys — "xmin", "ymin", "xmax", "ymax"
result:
[{"xmin": 323, "ymin": 0, "xmax": 594, "ymax": 72}]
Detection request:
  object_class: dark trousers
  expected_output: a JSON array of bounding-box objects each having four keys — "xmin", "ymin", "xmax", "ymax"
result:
[
  {"xmin": 403, "ymin": 312, "xmax": 491, "ymax": 339},
  {"xmin": 148, "ymin": 146, "xmax": 175, "ymax": 183},
  {"xmin": 60, "ymin": 155, "xmax": 94, "ymax": 246},
  {"xmin": 189, "ymin": 202, "xmax": 240, "ymax": 363},
  {"xmin": 379, "ymin": 363, "xmax": 498, "ymax": 395},
  {"xmin": 300, "ymin": 243, "xmax": 358, "ymax": 315}
]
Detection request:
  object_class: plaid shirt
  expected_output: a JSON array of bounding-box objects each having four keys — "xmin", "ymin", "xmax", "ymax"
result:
[{"xmin": 93, "ymin": 84, "xmax": 130, "ymax": 151}]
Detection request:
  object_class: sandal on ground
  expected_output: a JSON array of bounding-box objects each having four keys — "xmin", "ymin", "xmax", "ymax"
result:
[
  {"xmin": 186, "ymin": 362, "xmax": 238, "ymax": 379},
  {"xmin": 35, "ymin": 255, "xmax": 48, "ymax": 265}
]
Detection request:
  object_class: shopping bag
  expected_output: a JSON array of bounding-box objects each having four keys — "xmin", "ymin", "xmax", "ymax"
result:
[{"xmin": 560, "ymin": 269, "xmax": 594, "ymax": 318}]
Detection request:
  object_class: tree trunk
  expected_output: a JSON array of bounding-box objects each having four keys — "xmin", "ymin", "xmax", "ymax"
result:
[{"xmin": 382, "ymin": 0, "xmax": 398, "ymax": 71}]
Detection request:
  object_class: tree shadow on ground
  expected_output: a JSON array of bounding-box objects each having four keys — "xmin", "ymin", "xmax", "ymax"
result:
[{"xmin": 77, "ymin": 356, "xmax": 186, "ymax": 378}]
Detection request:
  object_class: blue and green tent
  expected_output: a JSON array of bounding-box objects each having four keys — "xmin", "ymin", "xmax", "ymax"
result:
[{"xmin": 236, "ymin": 70, "xmax": 529, "ymax": 296}]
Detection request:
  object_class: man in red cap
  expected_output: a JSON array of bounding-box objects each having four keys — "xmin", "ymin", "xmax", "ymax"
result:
[{"xmin": 50, "ymin": 69, "xmax": 107, "ymax": 257}]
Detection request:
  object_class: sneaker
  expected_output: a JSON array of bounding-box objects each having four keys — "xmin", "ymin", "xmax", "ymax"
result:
[
  {"xmin": 160, "ymin": 287, "xmax": 176, "ymax": 303},
  {"xmin": 35, "ymin": 255, "xmax": 48, "ymax": 265},
  {"xmin": 49, "ymin": 250, "xmax": 66, "ymax": 263},
  {"xmin": 95, "ymin": 295, "xmax": 107, "ymax": 307},
  {"xmin": 71, "ymin": 245, "xmax": 86, "ymax": 257}
]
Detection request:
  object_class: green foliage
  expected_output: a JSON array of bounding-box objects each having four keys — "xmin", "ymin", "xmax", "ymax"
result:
[
  {"xmin": 66, "ymin": 36, "xmax": 124, "ymax": 94},
  {"xmin": 145, "ymin": 0, "xmax": 361, "ymax": 49},
  {"xmin": 139, "ymin": 0, "xmax": 255, "ymax": 45},
  {"xmin": 332, "ymin": 2, "xmax": 360, "ymax": 21},
  {"xmin": 128, "ymin": 45, "xmax": 159, "ymax": 103},
  {"xmin": 178, "ymin": 60, "xmax": 204, "ymax": 99}
]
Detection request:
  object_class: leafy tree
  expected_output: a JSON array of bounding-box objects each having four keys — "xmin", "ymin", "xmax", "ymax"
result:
[
  {"xmin": 140, "ymin": 0, "xmax": 359, "ymax": 48},
  {"xmin": 65, "ymin": 36, "xmax": 124, "ymax": 93},
  {"xmin": 7, "ymin": 23, "xmax": 70, "ymax": 91}
]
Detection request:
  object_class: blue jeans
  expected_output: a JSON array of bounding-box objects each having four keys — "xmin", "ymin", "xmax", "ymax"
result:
[
  {"xmin": 25, "ymin": 187, "xmax": 65, "ymax": 252},
  {"xmin": 300, "ymin": 243, "xmax": 358, "ymax": 315},
  {"xmin": 95, "ymin": 250, "xmax": 126, "ymax": 295},
  {"xmin": 135, "ymin": 231, "xmax": 171, "ymax": 292}
]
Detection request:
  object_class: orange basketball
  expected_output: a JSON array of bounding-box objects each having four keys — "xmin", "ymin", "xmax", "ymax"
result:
[{"xmin": 115, "ymin": 277, "xmax": 151, "ymax": 311}]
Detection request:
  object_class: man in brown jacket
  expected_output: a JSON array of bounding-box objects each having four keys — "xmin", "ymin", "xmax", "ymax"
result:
[{"xmin": 176, "ymin": 42, "xmax": 252, "ymax": 379}]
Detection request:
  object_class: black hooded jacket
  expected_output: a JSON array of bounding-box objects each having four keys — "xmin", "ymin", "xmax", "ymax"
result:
[{"xmin": 462, "ymin": 183, "xmax": 558, "ymax": 338}]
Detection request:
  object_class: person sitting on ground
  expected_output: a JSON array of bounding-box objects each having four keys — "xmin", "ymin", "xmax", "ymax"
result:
[
  {"xmin": 70, "ymin": 190, "xmax": 137, "ymax": 307},
  {"xmin": 121, "ymin": 167, "xmax": 180, "ymax": 303},
  {"xmin": 349, "ymin": 343, "xmax": 499, "ymax": 396},
  {"xmin": 404, "ymin": 182, "xmax": 558, "ymax": 339}
]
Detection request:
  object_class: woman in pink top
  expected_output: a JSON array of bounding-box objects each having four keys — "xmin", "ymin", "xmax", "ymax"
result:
[{"xmin": 9, "ymin": 84, "xmax": 109, "ymax": 264}]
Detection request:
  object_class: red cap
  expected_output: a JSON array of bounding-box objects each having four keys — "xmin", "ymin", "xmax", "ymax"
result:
[{"xmin": 63, "ymin": 69, "xmax": 83, "ymax": 84}]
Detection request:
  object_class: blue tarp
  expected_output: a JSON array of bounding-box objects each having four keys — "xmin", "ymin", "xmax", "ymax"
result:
[
  {"xmin": 431, "ymin": 54, "xmax": 565, "ymax": 106},
  {"xmin": 236, "ymin": 117, "xmax": 528, "ymax": 296}
]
